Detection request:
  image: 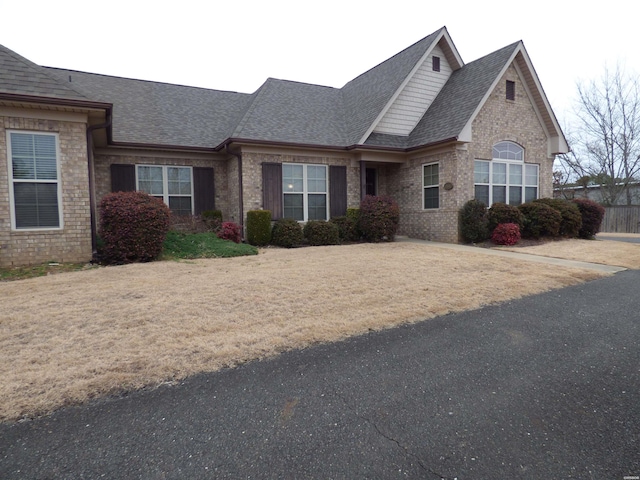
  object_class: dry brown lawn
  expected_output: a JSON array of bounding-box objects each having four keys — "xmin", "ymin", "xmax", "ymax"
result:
[{"xmin": 0, "ymin": 239, "xmax": 633, "ymax": 422}]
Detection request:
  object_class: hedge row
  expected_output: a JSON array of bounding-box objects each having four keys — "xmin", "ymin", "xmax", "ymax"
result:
[{"xmin": 459, "ymin": 197, "xmax": 605, "ymax": 245}]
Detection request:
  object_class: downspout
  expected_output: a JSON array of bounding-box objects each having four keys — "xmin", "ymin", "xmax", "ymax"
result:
[
  {"xmin": 86, "ymin": 113, "xmax": 112, "ymax": 258},
  {"xmin": 226, "ymin": 144, "xmax": 244, "ymax": 238}
]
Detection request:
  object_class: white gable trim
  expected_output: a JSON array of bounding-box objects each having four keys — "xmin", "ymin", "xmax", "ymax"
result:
[{"xmin": 357, "ymin": 28, "xmax": 464, "ymax": 144}]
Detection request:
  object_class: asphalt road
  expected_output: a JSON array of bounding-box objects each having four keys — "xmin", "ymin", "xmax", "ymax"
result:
[{"xmin": 1, "ymin": 270, "xmax": 639, "ymax": 479}]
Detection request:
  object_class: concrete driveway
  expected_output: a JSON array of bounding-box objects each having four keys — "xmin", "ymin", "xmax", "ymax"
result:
[{"xmin": 1, "ymin": 270, "xmax": 639, "ymax": 479}]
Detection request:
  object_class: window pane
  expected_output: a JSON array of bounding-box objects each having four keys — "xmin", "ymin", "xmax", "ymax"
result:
[
  {"xmin": 11, "ymin": 133, "xmax": 57, "ymax": 180},
  {"xmin": 525, "ymin": 186, "xmax": 538, "ymax": 202},
  {"xmin": 424, "ymin": 186, "xmax": 439, "ymax": 209},
  {"xmin": 168, "ymin": 167, "xmax": 191, "ymax": 195},
  {"xmin": 283, "ymin": 194, "xmax": 304, "ymax": 221},
  {"xmin": 509, "ymin": 186, "xmax": 522, "ymax": 205},
  {"xmin": 138, "ymin": 166, "xmax": 164, "ymax": 195},
  {"xmin": 493, "ymin": 185, "xmax": 506, "ymax": 204},
  {"xmin": 12, "ymin": 157, "xmax": 35, "ymax": 179},
  {"xmin": 493, "ymin": 162, "xmax": 506, "ymax": 184},
  {"xmin": 307, "ymin": 194, "xmax": 327, "ymax": 220},
  {"xmin": 492, "ymin": 141, "xmax": 523, "ymax": 161},
  {"xmin": 474, "ymin": 161, "xmax": 489, "ymax": 184},
  {"xmin": 14, "ymin": 182, "xmax": 59, "ymax": 228},
  {"xmin": 525, "ymin": 164, "xmax": 538, "ymax": 186},
  {"xmin": 509, "ymin": 164, "xmax": 522, "ymax": 185},
  {"xmin": 423, "ymin": 164, "xmax": 439, "ymax": 187},
  {"xmin": 475, "ymin": 185, "xmax": 489, "ymax": 206},
  {"xmin": 283, "ymin": 164, "xmax": 303, "ymax": 192},
  {"xmin": 168, "ymin": 196, "xmax": 192, "ymax": 216}
]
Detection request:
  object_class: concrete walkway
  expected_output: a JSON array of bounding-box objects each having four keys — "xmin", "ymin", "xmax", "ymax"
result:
[{"xmin": 396, "ymin": 236, "xmax": 627, "ymax": 274}]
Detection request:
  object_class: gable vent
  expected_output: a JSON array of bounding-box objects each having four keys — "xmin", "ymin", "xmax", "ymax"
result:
[
  {"xmin": 432, "ymin": 56, "xmax": 440, "ymax": 72},
  {"xmin": 506, "ymin": 80, "xmax": 515, "ymax": 101}
]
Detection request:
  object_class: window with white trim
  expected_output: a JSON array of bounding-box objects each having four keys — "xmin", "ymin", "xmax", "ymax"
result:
[
  {"xmin": 474, "ymin": 142, "xmax": 538, "ymax": 206},
  {"xmin": 283, "ymin": 163, "xmax": 328, "ymax": 221},
  {"xmin": 136, "ymin": 165, "xmax": 193, "ymax": 216},
  {"xmin": 423, "ymin": 163, "xmax": 439, "ymax": 209},
  {"xmin": 8, "ymin": 131, "xmax": 62, "ymax": 229}
]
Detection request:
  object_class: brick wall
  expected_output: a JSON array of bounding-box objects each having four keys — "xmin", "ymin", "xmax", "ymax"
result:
[
  {"xmin": 94, "ymin": 151, "xmax": 230, "ymax": 220},
  {"xmin": 0, "ymin": 116, "xmax": 92, "ymax": 267},
  {"xmin": 240, "ymin": 150, "xmax": 360, "ymax": 221}
]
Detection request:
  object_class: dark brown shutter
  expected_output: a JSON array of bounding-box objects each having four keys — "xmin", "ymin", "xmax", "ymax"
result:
[
  {"xmin": 329, "ymin": 165, "xmax": 347, "ymax": 218},
  {"xmin": 506, "ymin": 80, "xmax": 515, "ymax": 100},
  {"xmin": 193, "ymin": 167, "xmax": 215, "ymax": 215},
  {"xmin": 110, "ymin": 164, "xmax": 135, "ymax": 192},
  {"xmin": 262, "ymin": 163, "xmax": 283, "ymax": 220}
]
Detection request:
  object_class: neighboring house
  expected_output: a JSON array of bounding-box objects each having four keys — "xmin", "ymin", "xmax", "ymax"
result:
[
  {"xmin": 555, "ymin": 182, "xmax": 640, "ymax": 206},
  {"xmin": 0, "ymin": 27, "xmax": 568, "ymax": 267}
]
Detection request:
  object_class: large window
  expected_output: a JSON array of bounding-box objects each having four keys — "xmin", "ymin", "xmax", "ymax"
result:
[
  {"xmin": 423, "ymin": 163, "xmax": 439, "ymax": 209},
  {"xmin": 8, "ymin": 131, "xmax": 61, "ymax": 229},
  {"xmin": 136, "ymin": 165, "xmax": 193, "ymax": 216},
  {"xmin": 474, "ymin": 142, "xmax": 538, "ymax": 206},
  {"xmin": 283, "ymin": 163, "xmax": 328, "ymax": 221}
]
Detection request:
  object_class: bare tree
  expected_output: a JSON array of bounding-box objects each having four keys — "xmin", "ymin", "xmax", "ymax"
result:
[{"xmin": 557, "ymin": 64, "xmax": 640, "ymax": 205}]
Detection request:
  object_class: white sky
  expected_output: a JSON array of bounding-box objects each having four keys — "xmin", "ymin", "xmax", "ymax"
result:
[{"xmin": 1, "ymin": 0, "xmax": 637, "ymax": 128}]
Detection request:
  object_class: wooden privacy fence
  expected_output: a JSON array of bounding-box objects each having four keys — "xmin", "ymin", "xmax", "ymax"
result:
[{"xmin": 602, "ymin": 206, "xmax": 640, "ymax": 233}]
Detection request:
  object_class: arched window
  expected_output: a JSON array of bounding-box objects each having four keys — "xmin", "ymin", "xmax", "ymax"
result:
[{"xmin": 474, "ymin": 142, "xmax": 538, "ymax": 206}]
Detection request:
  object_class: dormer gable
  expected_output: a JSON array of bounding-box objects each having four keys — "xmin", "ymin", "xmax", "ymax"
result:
[{"xmin": 363, "ymin": 28, "xmax": 463, "ymax": 141}]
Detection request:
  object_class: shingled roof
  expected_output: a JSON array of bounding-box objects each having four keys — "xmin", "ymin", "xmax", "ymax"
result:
[
  {"xmin": 0, "ymin": 44, "xmax": 94, "ymax": 103},
  {"xmin": 1, "ymin": 27, "xmax": 565, "ymax": 153}
]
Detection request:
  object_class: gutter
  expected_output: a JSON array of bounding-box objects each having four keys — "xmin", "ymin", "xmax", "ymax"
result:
[{"xmin": 86, "ymin": 112, "xmax": 113, "ymax": 258}]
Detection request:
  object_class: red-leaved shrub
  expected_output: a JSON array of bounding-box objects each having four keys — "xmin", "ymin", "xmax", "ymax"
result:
[
  {"xmin": 491, "ymin": 223, "xmax": 521, "ymax": 246},
  {"xmin": 98, "ymin": 191, "xmax": 171, "ymax": 264},
  {"xmin": 217, "ymin": 221, "xmax": 242, "ymax": 243},
  {"xmin": 358, "ymin": 195, "xmax": 400, "ymax": 242},
  {"xmin": 572, "ymin": 198, "xmax": 606, "ymax": 239}
]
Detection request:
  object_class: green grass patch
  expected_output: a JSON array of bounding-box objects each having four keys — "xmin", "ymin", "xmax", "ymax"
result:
[
  {"xmin": 0, "ymin": 262, "xmax": 96, "ymax": 282},
  {"xmin": 161, "ymin": 231, "xmax": 258, "ymax": 260}
]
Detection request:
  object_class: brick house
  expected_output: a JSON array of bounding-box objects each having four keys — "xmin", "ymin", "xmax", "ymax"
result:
[{"xmin": 0, "ymin": 27, "xmax": 567, "ymax": 267}]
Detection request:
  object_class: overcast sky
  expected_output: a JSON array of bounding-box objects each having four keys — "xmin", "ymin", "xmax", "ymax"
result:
[{"xmin": 1, "ymin": 0, "xmax": 637, "ymax": 128}]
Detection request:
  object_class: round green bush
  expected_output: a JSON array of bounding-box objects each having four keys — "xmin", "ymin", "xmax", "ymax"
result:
[
  {"xmin": 518, "ymin": 202, "xmax": 562, "ymax": 239},
  {"xmin": 98, "ymin": 191, "xmax": 171, "ymax": 264},
  {"xmin": 459, "ymin": 199, "xmax": 489, "ymax": 243},
  {"xmin": 329, "ymin": 216, "xmax": 359, "ymax": 242},
  {"xmin": 271, "ymin": 218, "xmax": 304, "ymax": 248},
  {"xmin": 303, "ymin": 220, "xmax": 340, "ymax": 246},
  {"xmin": 534, "ymin": 198, "xmax": 582, "ymax": 238},
  {"xmin": 491, "ymin": 223, "xmax": 521, "ymax": 246},
  {"xmin": 358, "ymin": 195, "xmax": 400, "ymax": 242},
  {"xmin": 246, "ymin": 210, "xmax": 272, "ymax": 246},
  {"xmin": 572, "ymin": 198, "xmax": 606, "ymax": 239},
  {"xmin": 488, "ymin": 202, "xmax": 525, "ymax": 233}
]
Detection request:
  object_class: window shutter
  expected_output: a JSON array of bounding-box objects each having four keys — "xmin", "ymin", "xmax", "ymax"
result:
[
  {"xmin": 262, "ymin": 163, "xmax": 283, "ymax": 220},
  {"xmin": 193, "ymin": 167, "xmax": 215, "ymax": 214},
  {"xmin": 329, "ymin": 165, "xmax": 347, "ymax": 218},
  {"xmin": 110, "ymin": 164, "xmax": 135, "ymax": 192}
]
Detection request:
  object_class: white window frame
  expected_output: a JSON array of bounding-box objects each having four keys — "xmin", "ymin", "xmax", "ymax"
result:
[
  {"xmin": 422, "ymin": 162, "xmax": 440, "ymax": 209},
  {"xmin": 282, "ymin": 163, "xmax": 328, "ymax": 222},
  {"xmin": 7, "ymin": 130, "xmax": 63, "ymax": 231},
  {"xmin": 135, "ymin": 165, "xmax": 194, "ymax": 215},
  {"xmin": 474, "ymin": 142, "xmax": 539, "ymax": 206}
]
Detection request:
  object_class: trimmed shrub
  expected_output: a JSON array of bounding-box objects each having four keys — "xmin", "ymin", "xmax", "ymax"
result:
[
  {"xmin": 572, "ymin": 198, "xmax": 606, "ymax": 239},
  {"xmin": 271, "ymin": 218, "xmax": 304, "ymax": 248},
  {"xmin": 488, "ymin": 202, "xmax": 525, "ymax": 233},
  {"xmin": 201, "ymin": 209, "xmax": 223, "ymax": 232},
  {"xmin": 98, "ymin": 191, "xmax": 171, "ymax": 264},
  {"xmin": 491, "ymin": 223, "xmax": 521, "ymax": 246},
  {"xmin": 518, "ymin": 202, "xmax": 562, "ymax": 239},
  {"xmin": 534, "ymin": 198, "xmax": 582, "ymax": 238},
  {"xmin": 459, "ymin": 199, "xmax": 489, "ymax": 243},
  {"xmin": 246, "ymin": 210, "xmax": 272, "ymax": 246},
  {"xmin": 303, "ymin": 220, "xmax": 340, "ymax": 246},
  {"xmin": 217, "ymin": 221, "xmax": 242, "ymax": 243},
  {"xmin": 358, "ymin": 195, "xmax": 400, "ymax": 242},
  {"xmin": 329, "ymin": 216, "xmax": 359, "ymax": 242}
]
